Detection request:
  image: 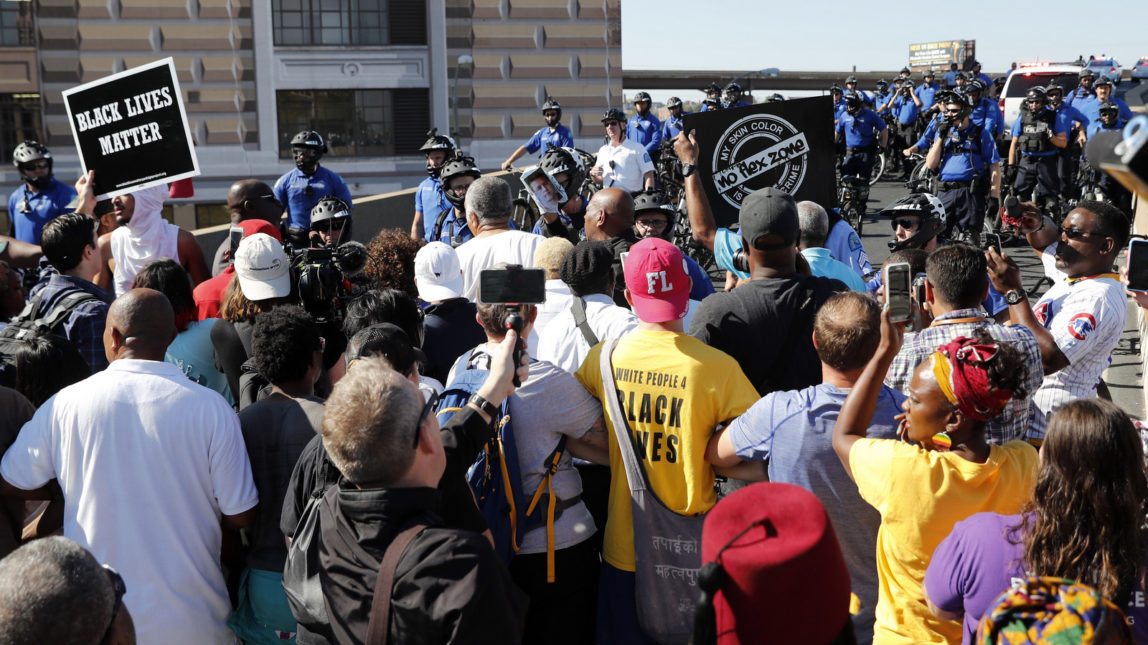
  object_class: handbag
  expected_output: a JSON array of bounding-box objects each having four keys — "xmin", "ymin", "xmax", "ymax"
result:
[{"xmin": 598, "ymin": 337, "xmax": 705, "ymax": 645}]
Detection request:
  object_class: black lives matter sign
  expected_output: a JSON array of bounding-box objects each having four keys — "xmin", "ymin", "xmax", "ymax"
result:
[
  {"xmin": 63, "ymin": 58, "xmax": 199, "ymax": 200},
  {"xmin": 683, "ymin": 97, "xmax": 835, "ymax": 228}
]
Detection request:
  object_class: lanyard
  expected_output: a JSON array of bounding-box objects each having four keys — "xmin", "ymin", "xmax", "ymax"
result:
[{"xmin": 1066, "ymin": 272, "xmax": 1120, "ymax": 285}]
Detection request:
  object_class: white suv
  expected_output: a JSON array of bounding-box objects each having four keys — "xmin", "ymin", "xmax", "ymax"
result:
[{"xmin": 999, "ymin": 62, "xmax": 1083, "ymax": 134}]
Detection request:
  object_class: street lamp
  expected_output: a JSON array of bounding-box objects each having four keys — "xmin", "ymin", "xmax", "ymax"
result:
[{"xmin": 452, "ymin": 54, "xmax": 475, "ymax": 141}]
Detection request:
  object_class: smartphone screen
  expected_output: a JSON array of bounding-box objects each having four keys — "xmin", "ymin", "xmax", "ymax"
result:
[
  {"xmin": 884, "ymin": 262, "xmax": 912, "ymax": 322},
  {"xmin": 478, "ymin": 267, "xmax": 546, "ymax": 304},
  {"xmin": 912, "ymin": 273, "xmax": 928, "ymax": 305},
  {"xmin": 229, "ymin": 226, "xmax": 244, "ymax": 259},
  {"xmin": 986, "ymin": 233, "xmax": 1002, "ymax": 254},
  {"xmin": 1128, "ymin": 239, "xmax": 1148, "ymax": 292}
]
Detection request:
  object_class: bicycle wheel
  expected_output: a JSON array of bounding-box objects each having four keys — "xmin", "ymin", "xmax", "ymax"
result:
[{"xmin": 869, "ymin": 153, "xmax": 886, "ymax": 186}]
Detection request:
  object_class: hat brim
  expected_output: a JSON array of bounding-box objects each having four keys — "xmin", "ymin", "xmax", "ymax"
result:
[
  {"xmin": 418, "ymin": 277, "xmax": 463, "ymax": 302},
  {"xmin": 629, "ymin": 290, "xmax": 689, "ymax": 324},
  {"xmin": 238, "ymin": 271, "xmax": 291, "ymax": 301}
]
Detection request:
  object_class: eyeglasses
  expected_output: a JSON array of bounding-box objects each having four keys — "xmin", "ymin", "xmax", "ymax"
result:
[
  {"xmin": 891, "ymin": 218, "xmax": 919, "ymax": 231},
  {"xmin": 312, "ymin": 219, "xmax": 346, "ymax": 233},
  {"xmin": 102, "ymin": 565, "xmax": 126, "ymax": 640},
  {"xmin": 413, "ymin": 391, "xmax": 439, "ymax": 448},
  {"xmin": 635, "ymin": 217, "xmax": 668, "ymax": 232},
  {"xmin": 20, "ymin": 160, "xmax": 49, "ymax": 172},
  {"xmin": 1060, "ymin": 227, "xmax": 1107, "ymax": 242},
  {"xmin": 604, "ymin": 121, "xmax": 621, "ymax": 128},
  {"xmin": 943, "ymin": 108, "xmax": 962, "ymax": 114}
]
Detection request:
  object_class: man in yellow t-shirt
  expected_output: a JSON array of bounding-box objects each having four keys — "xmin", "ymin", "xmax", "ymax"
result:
[{"xmin": 575, "ymin": 237, "xmax": 758, "ymax": 645}]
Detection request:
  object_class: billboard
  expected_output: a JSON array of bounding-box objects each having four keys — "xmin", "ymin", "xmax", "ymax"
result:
[{"xmin": 908, "ymin": 40, "xmax": 977, "ymax": 72}]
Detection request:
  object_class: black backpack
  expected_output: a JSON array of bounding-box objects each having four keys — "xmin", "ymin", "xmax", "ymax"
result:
[{"xmin": 0, "ymin": 290, "xmax": 99, "ymax": 382}]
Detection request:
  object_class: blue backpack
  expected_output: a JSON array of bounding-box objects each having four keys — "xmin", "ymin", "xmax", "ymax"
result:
[{"xmin": 436, "ymin": 348, "xmax": 571, "ymax": 582}]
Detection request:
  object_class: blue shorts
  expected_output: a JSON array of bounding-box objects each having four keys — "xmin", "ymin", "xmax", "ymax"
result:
[
  {"xmin": 595, "ymin": 561, "xmax": 657, "ymax": 645},
  {"xmin": 227, "ymin": 568, "xmax": 298, "ymax": 644}
]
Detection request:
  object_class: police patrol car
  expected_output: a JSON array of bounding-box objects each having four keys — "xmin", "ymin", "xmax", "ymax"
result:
[{"xmin": 999, "ymin": 62, "xmax": 1082, "ymax": 131}]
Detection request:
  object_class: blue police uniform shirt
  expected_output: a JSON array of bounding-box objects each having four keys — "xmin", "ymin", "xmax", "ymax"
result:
[
  {"xmin": 427, "ymin": 207, "xmax": 474, "ymax": 246},
  {"xmin": 938, "ymin": 123, "xmax": 1000, "ymax": 181},
  {"xmin": 975, "ymin": 72, "xmax": 993, "ymax": 87},
  {"xmin": 835, "ymin": 109, "xmax": 887, "ymax": 147},
  {"xmin": 943, "ymin": 70, "xmax": 959, "ymax": 87},
  {"xmin": 272, "ymin": 165, "xmax": 353, "ymax": 230},
  {"xmin": 825, "ymin": 217, "xmax": 872, "ymax": 281},
  {"xmin": 725, "ymin": 100, "xmax": 751, "ymax": 109},
  {"xmin": 1066, "ymin": 86, "xmax": 1095, "ymax": 108},
  {"xmin": 662, "ymin": 113, "xmax": 687, "ymax": 140},
  {"xmin": 415, "ymin": 176, "xmax": 455, "ymax": 240},
  {"xmin": 1055, "ymin": 103, "xmax": 1089, "ymax": 130},
  {"xmin": 1010, "ymin": 108, "xmax": 1070, "ymax": 157},
  {"xmin": 1086, "ymin": 118, "xmax": 1126, "ymax": 139},
  {"xmin": 916, "ymin": 82, "xmax": 940, "ymax": 110},
  {"xmin": 833, "ymin": 99, "xmax": 848, "ymax": 122},
  {"xmin": 1077, "ymin": 96, "xmax": 1134, "ymax": 125},
  {"xmin": 524, "ymin": 124, "xmax": 574, "ymax": 156},
  {"xmin": 892, "ymin": 95, "xmax": 920, "ymax": 124},
  {"xmin": 8, "ymin": 177, "xmax": 77, "ymax": 244},
  {"xmin": 873, "ymin": 91, "xmax": 893, "ymax": 110},
  {"xmin": 683, "ymin": 254, "xmax": 715, "ymax": 301},
  {"xmin": 626, "ymin": 113, "xmax": 663, "ymax": 154},
  {"xmin": 913, "ymin": 114, "xmax": 945, "ymax": 150},
  {"xmin": 970, "ymin": 98, "xmax": 1004, "ymax": 137}
]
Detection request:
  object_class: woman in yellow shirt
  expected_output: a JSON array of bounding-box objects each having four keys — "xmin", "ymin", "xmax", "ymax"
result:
[{"xmin": 832, "ymin": 312, "xmax": 1039, "ymax": 645}]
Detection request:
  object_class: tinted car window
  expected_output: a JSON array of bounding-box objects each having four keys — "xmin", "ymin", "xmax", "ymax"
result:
[{"xmin": 1004, "ymin": 73, "xmax": 1080, "ymax": 97}]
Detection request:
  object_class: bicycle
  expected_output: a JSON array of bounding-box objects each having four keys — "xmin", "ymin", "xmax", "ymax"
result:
[{"xmin": 838, "ymin": 175, "xmax": 869, "ymax": 234}]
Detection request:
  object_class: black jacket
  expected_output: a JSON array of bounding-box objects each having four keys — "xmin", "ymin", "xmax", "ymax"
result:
[
  {"xmin": 422, "ymin": 298, "xmax": 485, "ymax": 385},
  {"xmin": 317, "ymin": 486, "xmax": 526, "ymax": 645}
]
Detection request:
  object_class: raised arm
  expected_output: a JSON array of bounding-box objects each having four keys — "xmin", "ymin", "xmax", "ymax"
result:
[{"xmin": 675, "ymin": 130, "xmax": 718, "ymax": 250}]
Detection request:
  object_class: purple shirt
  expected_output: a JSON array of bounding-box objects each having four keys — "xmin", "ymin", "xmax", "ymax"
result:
[{"xmin": 925, "ymin": 512, "xmax": 1148, "ymax": 644}]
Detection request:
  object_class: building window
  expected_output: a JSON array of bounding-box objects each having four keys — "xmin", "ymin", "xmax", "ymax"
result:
[
  {"xmin": 276, "ymin": 88, "xmax": 429, "ymax": 158},
  {"xmin": 0, "ymin": 93, "xmax": 42, "ymax": 155},
  {"xmin": 271, "ymin": 0, "xmax": 426, "ymax": 47},
  {"xmin": 0, "ymin": 1, "xmax": 34, "ymax": 47}
]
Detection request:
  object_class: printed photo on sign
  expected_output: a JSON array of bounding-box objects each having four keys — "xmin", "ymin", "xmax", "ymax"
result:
[
  {"xmin": 682, "ymin": 97, "xmax": 836, "ymax": 228},
  {"xmin": 62, "ymin": 57, "xmax": 199, "ymax": 200}
]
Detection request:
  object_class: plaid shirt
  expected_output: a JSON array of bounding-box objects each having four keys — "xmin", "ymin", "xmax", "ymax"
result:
[
  {"xmin": 27, "ymin": 274, "xmax": 110, "ymax": 372},
  {"xmin": 884, "ymin": 307, "xmax": 1043, "ymax": 444}
]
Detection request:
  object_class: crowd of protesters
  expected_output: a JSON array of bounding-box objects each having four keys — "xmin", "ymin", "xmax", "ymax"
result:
[{"xmin": 0, "ymin": 88, "xmax": 1145, "ymax": 645}]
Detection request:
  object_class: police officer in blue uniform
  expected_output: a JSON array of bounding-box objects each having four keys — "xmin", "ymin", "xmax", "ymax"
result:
[
  {"xmin": 721, "ymin": 82, "xmax": 751, "ymax": 109},
  {"xmin": 1067, "ymin": 68, "xmax": 1096, "ymax": 107},
  {"xmin": 7, "ymin": 140, "xmax": 76, "ymax": 245},
  {"xmin": 943, "ymin": 62, "xmax": 961, "ymax": 88},
  {"xmin": 831, "ymin": 85, "xmax": 847, "ymax": 124},
  {"xmin": 661, "ymin": 97, "xmax": 687, "ymax": 140},
  {"xmin": 898, "ymin": 67, "xmax": 912, "ymax": 82},
  {"xmin": 273, "ymin": 130, "xmax": 353, "ymax": 249},
  {"xmin": 431, "ymin": 153, "xmax": 481, "ymax": 248},
  {"xmin": 533, "ymin": 144, "xmax": 588, "ymax": 238},
  {"xmin": 916, "ymin": 70, "xmax": 941, "ymax": 113},
  {"xmin": 1083, "ymin": 101, "xmax": 1132, "ymax": 212},
  {"xmin": 966, "ymin": 80, "xmax": 1004, "ymax": 138},
  {"xmin": 501, "ymin": 97, "xmax": 574, "ymax": 171},
  {"xmin": 1007, "ymin": 87, "xmax": 1069, "ymax": 207},
  {"xmin": 699, "ymin": 82, "xmax": 722, "ymax": 111},
  {"xmin": 410, "ymin": 129, "xmax": 456, "ymax": 241},
  {"xmin": 627, "ymin": 91, "xmax": 663, "ymax": 158},
  {"xmin": 1046, "ymin": 83, "xmax": 1089, "ymax": 201},
  {"xmin": 888, "ymin": 80, "xmax": 922, "ymax": 177},
  {"xmin": 1077, "ymin": 75, "xmax": 1134, "ymax": 124},
  {"xmin": 843, "ymin": 76, "xmax": 870, "ymax": 106},
  {"xmin": 971, "ymin": 61, "xmax": 992, "ymax": 88},
  {"xmin": 952, "ymin": 71, "xmax": 969, "ymax": 94},
  {"xmin": 926, "ymin": 92, "xmax": 1001, "ymax": 245},
  {"xmin": 872, "ymin": 79, "xmax": 893, "ymax": 111},
  {"xmin": 836, "ymin": 92, "xmax": 888, "ymax": 182}
]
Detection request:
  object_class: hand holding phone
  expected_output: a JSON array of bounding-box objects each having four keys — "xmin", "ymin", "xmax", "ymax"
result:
[
  {"xmin": 1126, "ymin": 238, "xmax": 1148, "ymax": 292},
  {"xmin": 884, "ymin": 262, "xmax": 912, "ymax": 323}
]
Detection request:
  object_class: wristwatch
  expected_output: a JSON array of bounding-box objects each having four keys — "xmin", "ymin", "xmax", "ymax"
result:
[
  {"xmin": 681, "ymin": 163, "xmax": 697, "ymax": 177},
  {"xmin": 468, "ymin": 394, "xmax": 499, "ymax": 418},
  {"xmin": 1004, "ymin": 288, "xmax": 1027, "ymax": 306}
]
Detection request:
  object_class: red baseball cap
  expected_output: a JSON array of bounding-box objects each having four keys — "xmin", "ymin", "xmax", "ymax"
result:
[
  {"xmin": 238, "ymin": 218, "xmax": 282, "ymax": 242},
  {"xmin": 623, "ymin": 237, "xmax": 690, "ymax": 323}
]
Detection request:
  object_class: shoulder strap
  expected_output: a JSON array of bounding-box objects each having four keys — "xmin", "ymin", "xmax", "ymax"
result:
[
  {"xmin": 597, "ymin": 338, "xmax": 648, "ymax": 494},
  {"xmin": 365, "ymin": 523, "xmax": 429, "ymax": 645},
  {"xmin": 432, "ymin": 207, "xmax": 453, "ymax": 243},
  {"xmin": 571, "ymin": 297, "xmax": 599, "ymax": 347},
  {"xmin": 9, "ymin": 292, "xmax": 46, "ymax": 325},
  {"xmin": 39, "ymin": 291, "xmax": 100, "ymax": 332}
]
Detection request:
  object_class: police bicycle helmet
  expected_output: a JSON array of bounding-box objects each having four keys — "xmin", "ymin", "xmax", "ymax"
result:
[
  {"xmin": 631, "ymin": 189, "xmax": 678, "ymax": 242},
  {"xmin": 966, "ymin": 79, "xmax": 984, "ymax": 94},
  {"xmin": 902, "ymin": 80, "xmax": 916, "ymax": 90},
  {"xmin": 633, "ymin": 91, "xmax": 652, "ymax": 104},
  {"xmin": 844, "ymin": 92, "xmax": 865, "ymax": 111},
  {"xmin": 845, "ymin": 75, "xmax": 859, "ymax": 85},
  {"xmin": 1094, "ymin": 75, "xmax": 1114, "ymax": 88},
  {"xmin": 701, "ymin": 82, "xmax": 722, "ymax": 96},
  {"xmin": 666, "ymin": 96, "xmax": 683, "ymax": 109},
  {"xmin": 1025, "ymin": 87, "xmax": 1048, "ymax": 104},
  {"xmin": 923, "ymin": 69, "xmax": 936, "ymax": 78},
  {"xmin": 419, "ymin": 128, "xmax": 456, "ymax": 155},
  {"xmin": 830, "ymin": 84, "xmax": 844, "ymax": 94},
  {"xmin": 12, "ymin": 140, "xmax": 54, "ymax": 189},
  {"xmin": 901, "ymin": 67, "xmax": 912, "ymax": 75},
  {"xmin": 439, "ymin": 154, "xmax": 482, "ymax": 210},
  {"xmin": 767, "ymin": 93, "xmax": 786, "ymax": 102},
  {"xmin": 601, "ymin": 107, "xmax": 627, "ymax": 124},
  {"xmin": 1097, "ymin": 101, "xmax": 1120, "ymax": 120},
  {"xmin": 290, "ymin": 130, "xmax": 328, "ymax": 154},
  {"xmin": 540, "ymin": 145, "xmax": 585, "ymax": 200},
  {"xmin": 541, "ymin": 96, "xmax": 562, "ymax": 120},
  {"xmin": 1079, "ymin": 67, "xmax": 1095, "ymax": 79},
  {"xmin": 309, "ymin": 196, "xmax": 351, "ymax": 244},
  {"xmin": 881, "ymin": 192, "xmax": 948, "ymax": 251}
]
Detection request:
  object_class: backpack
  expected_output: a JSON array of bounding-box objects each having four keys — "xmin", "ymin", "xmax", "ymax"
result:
[
  {"xmin": 436, "ymin": 348, "xmax": 573, "ymax": 582},
  {"xmin": 281, "ymin": 446, "xmax": 340, "ymax": 640},
  {"xmin": 0, "ymin": 290, "xmax": 99, "ymax": 382}
]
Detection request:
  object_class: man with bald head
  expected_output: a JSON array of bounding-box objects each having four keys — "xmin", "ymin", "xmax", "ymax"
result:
[
  {"xmin": 211, "ymin": 179, "xmax": 284, "ymax": 276},
  {"xmin": 1, "ymin": 287, "xmax": 259, "ymax": 645},
  {"xmin": 584, "ymin": 187, "xmax": 638, "ymax": 307}
]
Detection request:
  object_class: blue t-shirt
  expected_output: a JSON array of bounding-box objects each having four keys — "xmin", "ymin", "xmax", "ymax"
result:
[
  {"xmin": 1066, "ymin": 86, "xmax": 1095, "ymax": 108},
  {"xmin": 8, "ymin": 177, "xmax": 77, "ymax": 244},
  {"xmin": 892, "ymin": 95, "xmax": 920, "ymax": 125},
  {"xmin": 916, "ymin": 82, "xmax": 940, "ymax": 109},
  {"xmin": 825, "ymin": 217, "xmax": 872, "ymax": 281},
  {"xmin": 1009, "ymin": 108, "xmax": 1070, "ymax": 157},
  {"xmin": 627, "ymin": 113, "xmax": 663, "ymax": 154},
  {"xmin": 167, "ymin": 318, "xmax": 233, "ymax": 406},
  {"xmin": 1077, "ymin": 96, "xmax": 1134, "ymax": 125},
  {"xmin": 713, "ymin": 227, "xmax": 749, "ymax": 279},
  {"xmin": 872, "ymin": 91, "xmax": 893, "ymax": 111},
  {"xmin": 970, "ymin": 98, "xmax": 1003, "ymax": 137},
  {"xmin": 1086, "ymin": 118, "xmax": 1126, "ymax": 140},
  {"xmin": 913, "ymin": 114, "xmax": 945, "ymax": 150},
  {"xmin": 524, "ymin": 124, "xmax": 574, "ymax": 155},
  {"xmin": 1055, "ymin": 103, "xmax": 1089, "ymax": 130},
  {"xmin": 272, "ymin": 166, "xmax": 353, "ymax": 230},
  {"xmin": 938, "ymin": 123, "xmax": 1000, "ymax": 181},
  {"xmin": 725, "ymin": 382, "xmax": 906, "ymax": 642},
  {"xmin": 836, "ymin": 109, "xmax": 887, "ymax": 148},
  {"xmin": 943, "ymin": 70, "xmax": 959, "ymax": 87},
  {"xmin": 683, "ymin": 254, "xmax": 715, "ymax": 301},
  {"xmin": 801, "ymin": 248, "xmax": 867, "ymax": 292},
  {"xmin": 662, "ymin": 114, "xmax": 686, "ymax": 140},
  {"xmin": 415, "ymin": 176, "xmax": 454, "ymax": 240},
  {"xmin": 833, "ymin": 99, "xmax": 848, "ymax": 123}
]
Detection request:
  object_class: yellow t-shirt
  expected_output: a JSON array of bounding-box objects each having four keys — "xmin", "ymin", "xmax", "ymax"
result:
[
  {"xmin": 850, "ymin": 438, "xmax": 1038, "ymax": 645},
  {"xmin": 575, "ymin": 329, "xmax": 758, "ymax": 572}
]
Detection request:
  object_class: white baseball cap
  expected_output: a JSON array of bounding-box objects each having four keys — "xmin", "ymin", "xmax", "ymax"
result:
[
  {"xmin": 415, "ymin": 241, "xmax": 464, "ymax": 302},
  {"xmin": 234, "ymin": 233, "xmax": 291, "ymax": 301}
]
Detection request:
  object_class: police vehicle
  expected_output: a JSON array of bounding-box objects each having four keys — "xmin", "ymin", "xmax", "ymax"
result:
[
  {"xmin": 1086, "ymin": 56, "xmax": 1121, "ymax": 82},
  {"xmin": 1133, "ymin": 58, "xmax": 1148, "ymax": 80},
  {"xmin": 999, "ymin": 62, "xmax": 1081, "ymax": 131}
]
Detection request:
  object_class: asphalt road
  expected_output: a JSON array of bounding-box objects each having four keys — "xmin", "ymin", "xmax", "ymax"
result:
[{"xmin": 856, "ymin": 177, "xmax": 1145, "ymax": 420}]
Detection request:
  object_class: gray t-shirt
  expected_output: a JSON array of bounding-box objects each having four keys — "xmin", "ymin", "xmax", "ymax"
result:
[
  {"xmin": 726, "ymin": 383, "xmax": 906, "ymax": 645},
  {"xmin": 449, "ymin": 347, "xmax": 603, "ymax": 554}
]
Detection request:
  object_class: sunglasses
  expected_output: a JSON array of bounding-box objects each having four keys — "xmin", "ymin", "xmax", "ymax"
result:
[
  {"xmin": 1060, "ymin": 227, "xmax": 1107, "ymax": 241},
  {"xmin": 102, "ymin": 565, "xmax": 126, "ymax": 640},
  {"xmin": 21, "ymin": 160, "xmax": 49, "ymax": 172},
  {"xmin": 312, "ymin": 219, "xmax": 346, "ymax": 233},
  {"xmin": 604, "ymin": 121, "xmax": 621, "ymax": 128},
  {"xmin": 891, "ymin": 217, "xmax": 919, "ymax": 231},
  {"xmin": 943, "ymin": 108, "xmax": 963, "ymax": 114},
  {"xmin": 414, "ymin": 391, "xmax": 439, "ymax": 448}
]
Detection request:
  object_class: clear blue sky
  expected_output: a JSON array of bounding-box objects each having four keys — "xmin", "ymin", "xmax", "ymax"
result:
[{"xmin": 621, "ymin": 0, "xmax": 1147, "ymax": 75}]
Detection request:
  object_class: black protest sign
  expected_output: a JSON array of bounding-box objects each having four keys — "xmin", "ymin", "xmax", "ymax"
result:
[
  {"xmin": 63, "ymin": 58, "xmax": 199, "ymax": 200},
  {"xmin": 682, "ymin": 97, "xmax": 835, "ymax": 228}
]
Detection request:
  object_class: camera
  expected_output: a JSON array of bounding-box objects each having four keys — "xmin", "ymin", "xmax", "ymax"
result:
[
  {"xmin": 288, "ymin": 240, "xmax": 368, "ymax": 323},
  {"xmin": 478, "ymin": 265, "xmax": 545, "ymax": 385}
]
